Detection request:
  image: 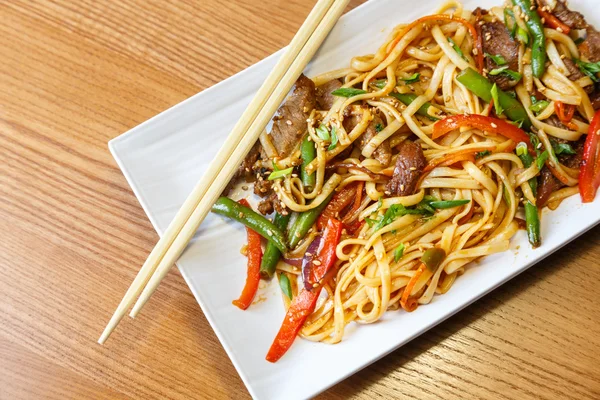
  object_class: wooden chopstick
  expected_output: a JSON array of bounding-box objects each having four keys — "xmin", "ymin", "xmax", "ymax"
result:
[
  {"xmin": 98, "ymin": 0, "xmax": 347, "ymax": 344},
  {"xmin": 128, "ymin": 0, "xmax": 351, "ymax": 319}
]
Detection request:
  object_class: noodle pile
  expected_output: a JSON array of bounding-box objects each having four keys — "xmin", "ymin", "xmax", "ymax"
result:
[{"xmin": 250, "ymin": 0, "xmax": 595, "ymax": 345}]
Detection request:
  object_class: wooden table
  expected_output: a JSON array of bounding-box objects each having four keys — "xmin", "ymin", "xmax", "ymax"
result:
[{"xmin": 2, "ymin": 0, "xmax": 599, "ymax": 398}]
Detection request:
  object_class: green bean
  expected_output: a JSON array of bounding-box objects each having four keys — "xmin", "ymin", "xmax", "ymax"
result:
[
  {"xmin": 300, "ymin": 136, "xmax": 316, "ymax": 190},
  {"xmin": 259, "ymin": 213, "xmax": 291, "ymax": 279},
  {"xmin": 511, "ymin": 0, "xmax": 547, "ymax": 78},
  {"xmin": 211, "ymin": 197, "xmax": 287, "ymax": 253},
  {"xmin": 287, "ymin": 192, "xmax": 334, "ymax": 249}
]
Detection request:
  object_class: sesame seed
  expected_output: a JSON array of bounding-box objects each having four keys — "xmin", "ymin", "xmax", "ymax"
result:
[
  {"xmin": 410, "ymin": 167, "xmax": 417, "ymax": 171},
  {"xmin": 491, "ymin": 122, "xmax": 498, "ymax": 128},
  {"xmin": 540, "ymin": 17, "xmax": 546, "ymax": 24},
  {"xmin": 313, "ymin": 260, "xmax": 322, "ymax": 266},
  {"xmin": 556, "ymin": 27, "xmax": 563, "ymax": 33},
  {"xmin": 305, "ymin": 252, "xmax": 312, "ymax": 257},
  {"xmin": 267, "ymin": 230, "xmax": 273, "ymax": 236},
  {"xmin": 400, "ymin": 184, "xmax": 405, "ymax": 191},
  {"xmin": 295, "ymin": 232, "xmax": 301, "ymax": 238},
  {"xmin": 239, "ymin": 212, "xmax": 245, "ymax": 218},
  {"xmin": 286, "ymin": 120, "xmax": 293, "ymax": 126},
  {"xmin": 537, "ymin": 142, "xmax": 542, "ymax": 149},
  {"xmin": 312, "ymin": 282, "xmax": 319, "ymax": 288}
]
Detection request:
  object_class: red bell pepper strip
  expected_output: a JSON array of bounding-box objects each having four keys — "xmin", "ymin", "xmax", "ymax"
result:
[
  {"xmin": 579, "ymin": 110, "xmax": 600, "ymax": 203},
  {"xmin": 232, "ymin": 199, "xmax": 263, "ymax": 310},
  {"xmin": 266, "ymin": 218, "xmax": 343, "ymax": 363},
  {"xmin": 433, "ymin": 114, "xmax": 533, "ymax": 149},
  {"xmin": 317, "ymin": 183, "xmax": 356, "ymax": 231},
  {"xmin": 537, "ymin": 8, "xmax": 571, "ymax": 34}
]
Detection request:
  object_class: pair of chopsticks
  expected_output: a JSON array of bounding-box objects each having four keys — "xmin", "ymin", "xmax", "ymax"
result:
[{"xmin": 99, "ymin": 0, "xmax": 350, "ymax": 344}]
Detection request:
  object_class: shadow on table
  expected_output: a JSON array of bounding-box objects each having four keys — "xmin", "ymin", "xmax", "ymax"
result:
[{"xmin": 320, "ymin": 224, "xmax": 600, "ymax": 399}]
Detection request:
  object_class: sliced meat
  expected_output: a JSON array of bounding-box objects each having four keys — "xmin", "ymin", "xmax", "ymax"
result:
[
  {"xmin": 590, "ymin": 88, "xmax": 600, "ymax": 110},
  {"xmin": 385, "ymin": 140, "xmax": 426, "ymax": 197},
  {"xmin": 580, "ymin": 26, "xmax": 600, "ymax": 63},
  {"xmin": 269, "ymin": 74, "xmax": 316, "ymax": 158},
  {"xmin": 538, "ymin": 0, "xmax": 587, "ymax": 29},
  {"xmin": 563, "ymin": 58, "xmax": 585, "ymax": 81},
  {"xmin": 253, "ymin": 172, "xmax": 272, "ymax": 197},
  {"xmin": 344, "ymin": 114, "xmax": 391, "ymax": 166},
  {"xmin": 223, "ymin": 142, "xmax": 262, "ymax": 194},
  {"xmin": 481, "ymin": 21, "xmax": 520, "ymax": 91},
  {"xmin": 537, "ymin": 166, "xmax": 563, "ymax": 207},
  {"xmin": 257, "ymin": 192, "xmax": 287, "ymax": 216},
  {"xmin": 316, "ymin": 79, "xmax": 343, "ymax": 110},
  {"xmin": 536, "ymin": 137, "xmax": 584, "ymax": 207}
]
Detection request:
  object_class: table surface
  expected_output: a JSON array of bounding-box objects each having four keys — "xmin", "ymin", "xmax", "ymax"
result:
[{"xmin": 2, "ymin": 0, "xmax": 600, "ymax": 399}]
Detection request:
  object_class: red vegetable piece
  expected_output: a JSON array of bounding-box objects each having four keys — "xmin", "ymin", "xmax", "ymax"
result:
[
  {"xmin": 432, "ymin": 114, "xmax": 532, "ymax": 150},
  {"xmin": 266, "ymin": 218, "xmax": 343, "ymax": 362},
  {"xmin": 232, "ymin": 199, "xmax": 263, "ymax": 310},
  {"xmin": 579, "ymin": 110, "xmax": 600, "ymax": 203}
]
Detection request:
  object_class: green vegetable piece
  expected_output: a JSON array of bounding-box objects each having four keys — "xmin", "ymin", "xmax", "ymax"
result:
[
  {"xmin": 553, "ymin": 142, "xmax": 576, "ymax": 155},
  {"xmin": 278, "ymin": 273, "xmax": 293, "ymax": 300},
  {"xmin": 529, "ymin": 97, "xmax": 550, "ymax": 115},
  {"xmin": 456, "ymin": 68, "xmax": 531, "ymax": 129},
  {"xmin": 301, "ymin": 136, "xmax": 316, "ymax": 190},
  {"xmin": 476, "ymin": 150, "xmax": 491, "ymax": 159},
  {"xmin": 491, "ymin": 83, "xmax": 504, "ymax": 116},
  {"xmin": 268, "ymin": 167, "xmax": 294, "ymax": 181},
  {"xmin": 389, "ymin": 92, "xmax": 439, "ymax": 121},
  {"xmin": 287, "ymin": 193, "xmax": 334, "ymax": 249},
  {"xmin": 574, "ymin": 59, "xmax": 600, "ymax": 82},
  {"xmin": 448, "ymin": 37, "xmax": 466, "ymax": 60},
  {"xmin": 511, "ymin": 0, "xmax": 546, "ymax": 78},
  {"xmin": 315, "ymin": 124, "xmax": 330, "ymax": 141},
  {"xmin": 485, "ymin": 53, "xmax": 507, "ymax": 66},
  {"xmin": 536, "ymin": 150, "xmax": 549, "ymax": 171},
  {"xmin": 524, "ymin": 201, "xmax": 541, "ymax": 248},
  {"xmin": 212, "ymin": 197, "xmax": 288, "ymax": 253},
  {"xmin": 420, "ymin": 248, "xmax": 446, "ymax": 272},
  {"xmin": 394, "ymin": 244, "xmax": 405, "ymax": 263},
  {"xmin": 328, "ymin": 125, "xmax": 338, "ymax": 151},
  {"xmin": 429, "ymin": 199, "xmax": 471, "ymax": 209},
  {"xmin": 401, "ymin": 73, "xmax": 420, "ymax": 84},
  {"xmin": 331, "ymin": 87, "xmax": 367, "ymax": 97},
  {"xmin": 260, "ymin": 213, "xmax": 291, "ymax": 279}
]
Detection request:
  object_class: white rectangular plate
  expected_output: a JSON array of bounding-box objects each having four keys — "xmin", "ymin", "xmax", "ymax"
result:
[{"xmin": 109, "ymin": 0, "xmax": 600, "ymax": 398}]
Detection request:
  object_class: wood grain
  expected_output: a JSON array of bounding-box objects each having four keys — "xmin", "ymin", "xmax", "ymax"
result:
[{"xmin": 0, "ymin": 0, "xmax": 599, "ymax": 399}]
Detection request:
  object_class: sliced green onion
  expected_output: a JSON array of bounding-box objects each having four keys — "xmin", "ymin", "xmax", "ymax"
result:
[
  {"xmin": 485, "ymin": 53, "xmax": 507, "ymax": 65},
  {"xmin": 536, "ymin": 150, "xmax": 549, "ymax": 170},
  {"xmin": 268, "ymin": 167, "xmax": 293, "ymax": 181},
  {"xmin": 476, "ymin": 150, "xmax": 491, "ymax": 159},
  {"xmin": 394, "ymin": 243, "xmax": 405, "ymax": 263},
  {"xmin": 315, "ymin": 124, "xmax": 330, "ymax": 141},
  {"xmin": 401, "ymin": 73, "xmax": 420, "ymax": 84},
  {"xmin": 331, "ymin": 87, "xmax": 368, "ymax": 97},
  {"xmin": 429, "ymin": 199, "xmax": 471, "ymax": 209},
  {"xmin": 375, "ymin": 123, "xmax": 384, "ymax": 132},
  {"xmin": 448, "ymin": 37, "xmax": 466, "ymax": 60},
  {"xmin": 371, "ymin": 79, "xmax": 388, "ymax": 89},
  {"xmin": 516, "ymin": 142, "xmax": 528, "ymax": 157},
  {"xmin": 421, "ymin": 248, "xmax": 446, "ymax": 272},
  {"xmin": 553, "ymin": 142, "xmax": 576, "ymax": 155},
  {"xmin": 529, "ymin": 97, "xmax": 550, "ymax": 114},
  {"xmin": 278, "ymin": 273, "xmax": 293, "ymax": 300},
  {"xmin": 328, "ymin": 125, "xmax": 338, "ymax": 151},
  {"xmin": 491, "ymin": 83, "xmax": 504, "ymax": 116},
  {"xmin": 516, "ymin": 27, "xmax": 530, "ymax": 45}
]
